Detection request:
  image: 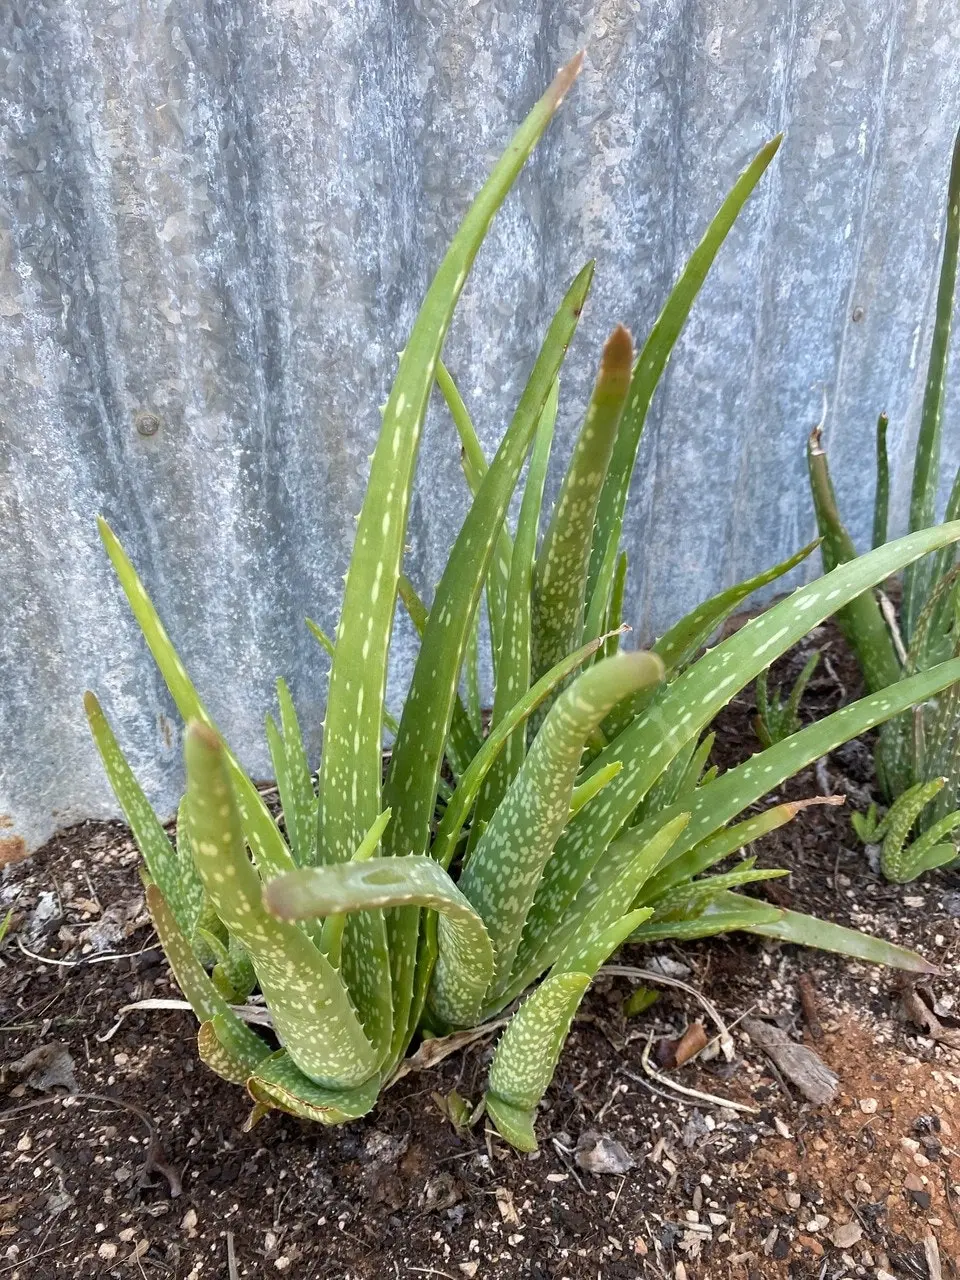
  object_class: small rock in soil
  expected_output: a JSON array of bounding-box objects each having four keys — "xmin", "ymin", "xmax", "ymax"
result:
[{"xmin": 575, "ymin": 1131, "xmax": 635, "ymax": 1175}]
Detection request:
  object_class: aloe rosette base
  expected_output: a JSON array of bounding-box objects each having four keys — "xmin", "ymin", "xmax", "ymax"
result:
[{"xmin": 86, "ymin": 60, "xmax": 958, "ymax": 1150}]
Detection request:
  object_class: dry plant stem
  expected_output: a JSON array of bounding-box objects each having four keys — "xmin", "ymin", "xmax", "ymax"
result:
[
  {"xmin": 227, "ymin": 1232, "xmax": 240, "ymax": 1280},
  {"xmin": 601, "ymin": 964, "xmax": 733, "ymax": 1052},
  {"xmin": 96, "ymin": 997, "xmax": 275, "ymax": 1042},
  {"xmin": 16, "ymin": 938, "xmax": 160, "ymax": 967},
  {"xmin": 639, "ymin": 1035, "xmax": 758, "ymax": 1114},
  {"xmin": 877, "ymin": 591, "xmax": 908, "ymax": 666}
]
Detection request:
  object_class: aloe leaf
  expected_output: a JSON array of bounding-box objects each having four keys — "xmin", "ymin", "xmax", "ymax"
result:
[
  {"xmin": 397, "ymin": 573, "xmax": 483, "ymax": 773},
  {"xmin": 246, "ymin": 1051, "xmax": 381, "ymax": 1124},
  {"xmin": 385, "ymin": 263, "xmax": 595, "ymax": 861},
  {"xmin": 276, "ymin": 679, "xmax": 317, "ymax": 865},
  {"xmin": 644, "ymin": 658, "xmax": 960, "ymax": 883},
  {"xmin": 873, "ymin": 412, "xmax": 890, "ymax": 550},
  {"xmin": 198, "ymin": 1013, "xmax": 271, "ymax": 1086},
  {"xmin": 318, "ymin": 54, "xmax": 583, "ymax": 867},
  {"xmin": 524, "ymin": 525, "xmax": 960, "ymax": 955},
  {"xmin": 97, "ymin": 520, "xmax": 298, "ymax": 883},
  {"xmin": 145, "ymin": 884, "xmax": 269, "ymax": 1063},
  {"xmin": 602, "ymin": 552, "xmax": 629, "ymax": 660},
  {"xmin": 742, "ymin": 899, "xmax": 937, "ymax": 972},
  {"xmin": 84, "ymin": 691, "xmax": 198, "ymax": 934},
  {"xmin": 535, "ymin": 324, "xmax": 633, "ymax": 679},
  {"xmin": 459, "ymin": 651, "xmax": 663, "ymax": 991},
  {"xmin": 264, "ymin": 856, "xmax": 494, "ymax": 1029},
  {"xmin": 640, "ymin": 798, "xmax": 837, "ymax": 904},
  {"xmin": 603, "ymin": 541, "xmax": 819, "ymax": 743},
  {"xmin": 570, "ymin": 761, "xmax": 622, "ymax": 816},
  {"xmin": 630, "ymin": 891, "xmax": 782, "ymax": 943},
  {"xmin": 436, "ymin": 360, "xmax": 514, "ymax": 659},
  {"xmin": 382, "ymin": 264, "xmax": 594, "ymax": 1060},
  {"xmin": 485, "ymin": 971, "xmax": 590, "ymax": 1151},
  {"xmin": 431, "ymin": 634, "xmax": 615, "ymax": 873},
  {"xmin": 644, "ymin": 861, "xmax": 788, "ymax": 924},
  {"xmin": 902, "ymin": 125, "xmax": 960, "ymax": 638},
  {"xmin": 175, "ymin": 796, "xmax": 210, "ymax": 946},
  {"xmin": 491, "ymin": 809, "xmax": 691, "ymax": 1008},
  {"xmin": 471, "ymin": 384, "xmax": 558, "ymax": 843},
  {"xmin": 551, "ymin": 909, "xmax": 652, "ymax": 979},
  {"xmin": 183, "ymin": 721, "xmax": 378, "ymax": 1087},
  {"xmin": 464, "ymin": 616, "xmax": 483, "ymax": 738},
  {"xmin": 585, "ymin": 136, "xmax": 782, "ymax": 619},
  {"xmin": 807, "ymin": 429, "xmax": 901, "ymax": 690}
]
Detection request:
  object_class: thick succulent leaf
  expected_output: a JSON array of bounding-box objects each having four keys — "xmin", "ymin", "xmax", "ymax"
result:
[
  {"xmin": 198, "ymin": 1013, "xmax": 271, "ymax": 1086},
  {"xmin": 535, "ymin": 324, "xmax": 633, "ymax": 677},
  {"xmin": 264, "ymin": 856, "xmax": 494, "ymax": 1029},
  {"xmin": 246, "ymin": 1051, "xmax": 382, "ymax": 1124},
  {"xmin": 641, "ymin": 657, "xmax": 960, "ymax": 879},
  {"xmin": 459, "ymin": 652, "xmax": 664, "ymax": 991},
  {"xmin": 630, "ymin": 891, "xmax": 782, "ymax": 943},
  {"xmin": 430, "ymin": 633, "xmax": 615, "ymax": 873},
  {"xmin": 486, "ymin": 971, "xmax": 590, "ymax": 1150},
  {"xmin": 175, "ymin": 796, "xmax": 212, "ymax": 952},
  {"xmin": 385, "ymin": 263, "xmax": 595, "ymax": 862},
  {"xmin": 601, "ymin": 552, "xmax": 629, "ymax": 660},
  {"xmin": 603, "ymin": 541, "xmax": 819, "ymax": 742},
  {"xmin": 396, "ymin": 573, "xmax": 483, "ymax": 773},
  {"xmin": 145, "ymin": 884, "xmax": 269, "ymax": 1063},
  {"xmin": 873, "ymin": 412, "xmax": 890, "ymax": 550},
  {"xmin": 742, "ymin": 899, "xmax": 937, "ymax": 972},
  {"xmin": 271, "ymin": 679, "xmax": 317, "ymax": 865},
  {"xmin": 472, "ymin": 391, "xmax": 558, "ymax": 842},
  {"xmin": 640, "ymin": 798, "xmax": 839, "ymax": 904},
  {"xmin": 523, "ymin": 526, "xmax": 960, "ymax": 957},
  {"xmin": 525, "ymin": 813, "xmax": 691, "ymax": 989},
  {"xmin": 84, "ymin": 691, "xmax": 194, "ymax": 931},
  {"xmin": 569, "ymin": 761, "xmax": 622, "ymax": 817},
  {"xmin": 646, "ymin": 861, "xmax": 788, "ymax": 923},
  {"xmin": 382, "ymin": 264, "xmax": 594, "ymax": 1061},
  {"xmin": 464, "ymin": 618, "xmax": 483, "ymax": 738},
  {"xmin": 551, "ymin": 909, "xmax": 652, "ymax": 979},
  {"xmin": 902, "ymin": 124, "xmax": 960, "ymax": 638},
  {"xmin": 436, "ymin": 359, "xmax": 513, "ymax": 659},
  {"xmin": 97, "ymin": 520, "xmax": 297, "ymax": 883},
  {"xmin": 585, "ymin": 136, "xmax": 781, "ymax": 619},
  {"xmin": 213, "ymin": 935, "xmax": 257, "ymax": 1003},
  {"xmin": 183, "ymin": 722, "xmax": 378, "ymax": 1087},
  {"xmin": 807, "ymin": 429, "xmax": 901, "ymax": 691},
  {"xmin": 318, "ymin": 52, "xmax": 583, "ymax": 863}
]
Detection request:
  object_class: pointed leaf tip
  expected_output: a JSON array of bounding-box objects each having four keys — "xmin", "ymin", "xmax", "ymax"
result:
[
  {"xmin": 186, "ymin": 720, "xmax": 221, "ymax": 753},
  {"xmin": 549, "ymin": 50, "xmax": 585, "ymax": 105},
  {"xmin": 601, "ymin": 324, "xmax": 634, "ymax": 377}
]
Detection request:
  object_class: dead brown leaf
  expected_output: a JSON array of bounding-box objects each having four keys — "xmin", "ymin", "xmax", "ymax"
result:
[{"xmin": 901, "ymin": 988, "xmax": 960, "ymax": 1050}]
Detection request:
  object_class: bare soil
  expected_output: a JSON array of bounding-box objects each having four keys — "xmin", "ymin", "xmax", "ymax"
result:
[{"xmin": 1, "ymin": 623, "xmax": 958, "ymax": 1279}]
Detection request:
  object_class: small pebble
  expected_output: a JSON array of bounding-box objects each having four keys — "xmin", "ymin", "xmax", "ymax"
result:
[
  {"xmin": 97, "ymin": 1243, "xmax": 118, "ymax": 1261},
  {"xmin": 859, "ymin": 1098, "xmax": 879, "ymax": 1114}
]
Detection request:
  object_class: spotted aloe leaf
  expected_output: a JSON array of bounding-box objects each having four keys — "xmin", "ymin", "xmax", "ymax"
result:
[
  {"xmin": 470, "ymin": 382, "xmax": 558, "ymax": 845},
  {"xmin": 84, "ymin": 692, "xmax": 200, "ymax": 936},
  {"xmin": 632, "ymin": 891, "xmax": 782, "ymax": 944},
  {"xmin": 639, "ymin": 797, "xmax": 841, "ymax": 905},
  {"xmin": 264, "ymin": 856, "xmax": 494, "ymax": 1030},
  {"xmin": 535, "ymin": 324, "xmax": 634, "ymax": 679},
  {"xmin": 182, "ymin": 722, "xmax": 378, "ymax": 1087},
  {"xmin": 198, "ymin": 1014, "xmax": 271, "ymax": 1087},
  {"xmin": 145, "ymin": 884, "xmax": 269, "ymax": 1074},
  {"xmin": 436, "ymin": 360, "xmax": 514, "ymax": 661},
  {"xmin": 874, "ymin": 779, "xmax": 960, "ymax": 882},
  {"xmin": 742, "ymin": 900, "xmax": 938, "ymax": 973},
  {"xmin": 485, "ymin": 972, "xmax": 589, "ymax": 1151},
  {"xmin": 396, "ymin": 573, "xmax": 483, "ymax": 773},
  {"xmin": 97, "ymin": 520, "xmax": 298, "ymax": 884},
  {"xmin": 459, "ymin": 651, "xmax": 663, "ymax": 993},
  {"xmin": 503, "ymin": 813, "xmax": 690, "ymax": 1004},
  {"xmin": 318, "ymin": 52, "xmax": 584, "ymax": 871},
  {"xmin": 264, "ymin": 678, "xmax": 316, "ymax": 867},
  {"xmin": 902, "ymin": 125, "xmax": 960, "ymax": 639},
  {"xmin": 382, "ymin": 263, "xmax": 595, "ymax": 1062},
  {"xmin": 522, "ymin": 525, "xmax": 960, "ymax": 961},
  {"xmin": 603, "ymin": 540, "xmax": 819, "ymax": 744},
  {"xmin": 585, "ymin": 136, "xmax": 782, "ymax": 623},
  {"xmin": 246, "ymin": 1051, "xmax": 382, "ymax": 1125},
  {"xmin": 569, "ymin": 760, "xmax": 622, "ymax": 817}
]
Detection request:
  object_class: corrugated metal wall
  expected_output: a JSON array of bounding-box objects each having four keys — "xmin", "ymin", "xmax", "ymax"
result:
[{"xmin": 3, "ymin": 0, "xmax": 960, "ymax": 854}]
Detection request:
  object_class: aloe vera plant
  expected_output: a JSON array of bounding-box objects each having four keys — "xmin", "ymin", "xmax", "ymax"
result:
[
  {"xmin": 86, "ymin": 61, "xmax": 960, "ymax": 1153},
  {"xmin": 807, "ymin": 126, "xmax": 960, "ymax": 877}
]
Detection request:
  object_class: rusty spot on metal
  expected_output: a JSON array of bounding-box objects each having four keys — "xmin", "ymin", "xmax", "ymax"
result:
[{"xmin": 0, "ymin": 835, "xmax": 28, "ymax": 867}]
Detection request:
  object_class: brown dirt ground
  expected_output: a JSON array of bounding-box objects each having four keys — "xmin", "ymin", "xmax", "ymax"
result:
[{"xmin": 1, "ymin": 622, "xmax": 959, "ymax": 1279}]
